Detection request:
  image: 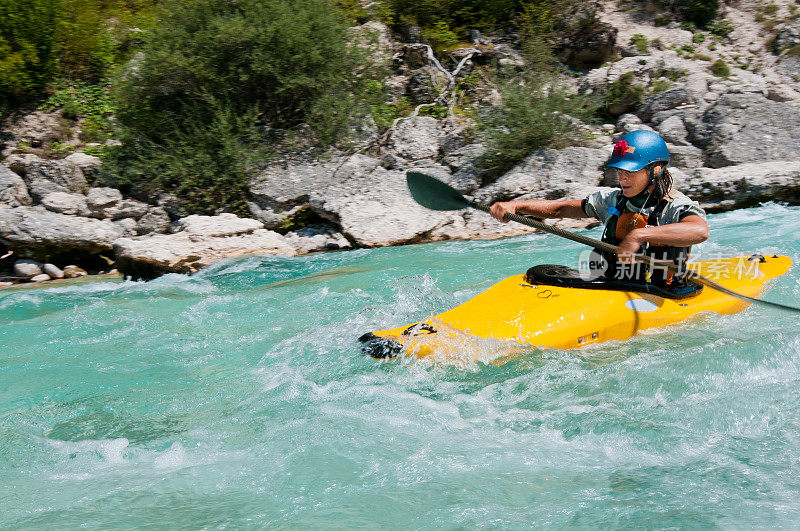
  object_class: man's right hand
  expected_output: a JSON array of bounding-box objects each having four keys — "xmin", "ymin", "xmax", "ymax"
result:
[{"xmin": 489, "ymin": 202, "xmax": 516, "ymax": 223}]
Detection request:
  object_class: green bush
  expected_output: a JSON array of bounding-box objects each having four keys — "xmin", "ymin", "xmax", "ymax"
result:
[
  {"xmin": 422, "ymin": 20, "xmax": 460, "ymax": 51},
  {"xmin": 686, "ymin": 0, "xmax": 718, "ymax": 27},
  {"xmin": 0, "ymin": 0, "xmax": 60, "ymax": 103},
  {"xmin": 710, "ymin": 59, "xmax": 730, "ymax": 77},
  {"xmin": 650, "ymin": 79, "xmax": 675, "ymax": 93},
  {"xmin": 693, "ymin": 32, "xmax": 706, "ymax": 43},
  {"xmin": 376, "ymin": 0, "xmax": 584, "ymax": 52},
  {"xmin": 480, "ymin": 75, "xmax": 598, "ymax": 180},
  {"xmin": 103, "ymin": 102, "xmax": 261, "ymax": 216},
  {"xmin": 630, "ymin": 34, "xmax": 649, "ymax": 53},
  {"xmin": 0, "ymin": 0, "xmax": 159, "ymax": 109},
  {"xmin": 56, "ymin": 0, "xmax": 117, "ymax": 82},
  {"xmin": 387, "ymin": 0, "xmax": 519, "ymax": 35},
  {"xmin": 60, "ymin": 100, "xmax": 81, "ymax": 121},
  {"xmin": 107, "ymin": 0, "xmax": 374, "ymax": 214},
  {"xmin": 654, "ymin": 13, "xmax": 671, "ymax": 26},
  {"xmin": 604, "ymin": 72, "xmax": 645, "ymax": 116},
  {"xmin": 42, "ymin": 80, "xmax": 115, "ymax": 141}
]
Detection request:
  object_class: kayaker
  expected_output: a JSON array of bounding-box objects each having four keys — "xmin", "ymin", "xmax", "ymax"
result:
[{"xmin": 489, "ymin": 130, "xmax": 709, "ymax": 288}]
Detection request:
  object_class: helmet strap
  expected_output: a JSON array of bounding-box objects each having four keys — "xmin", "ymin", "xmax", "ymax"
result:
[{"xmin": 647, "ymin": 162, "xmax": 666, "ymax": 185}]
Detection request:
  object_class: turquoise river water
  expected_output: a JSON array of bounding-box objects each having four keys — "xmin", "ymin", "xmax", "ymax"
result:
[{"xmin": 2, "ymin": 203, "xmax": 800, "ymax": 528}]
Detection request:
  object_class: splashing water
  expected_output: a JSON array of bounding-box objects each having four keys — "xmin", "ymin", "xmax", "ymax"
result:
[{"xmin": 2, "ymin": 204, "xmax": 799, "ymax": 527}]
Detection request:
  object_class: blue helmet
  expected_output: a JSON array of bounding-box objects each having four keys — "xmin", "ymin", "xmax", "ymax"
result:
[{"xmin": 606, "ymin": 130, "xmax": 669, "ymax": 172}]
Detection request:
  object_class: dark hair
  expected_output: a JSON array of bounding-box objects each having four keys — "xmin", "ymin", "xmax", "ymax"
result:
[{"xmin": 649, "ymin": 163, "xmax": 672, "ymax": 200}]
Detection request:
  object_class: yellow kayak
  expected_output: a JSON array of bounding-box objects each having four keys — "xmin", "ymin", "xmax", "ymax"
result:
[{"xmin": 360, "ymin": 255, "xmax": 793, "ymax": 361}]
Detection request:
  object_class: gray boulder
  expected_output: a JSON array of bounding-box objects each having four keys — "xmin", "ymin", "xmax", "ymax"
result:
[
  {"xmin": 556, "ymin": 20, "xmax": 617, "ymax": 67},
  {"xmin": 438, "ymin": 117, "xmax": 479, "ymax": 154},
  {"xmin": 63, "ymin": 265, "xmax": 88, "ymax": 278},
  {"xmin": 349, "ymin": 21, "xmax": 395, "ymax": 66},
  {"xmin": 680, "ymin": 161, "xmax": 800, "ymax": 211},
  {"xmin": 22, "ymin": 159, "xmax": 88, "ymax": 202},
  {"xmin": 64, "ymin": 152, "xmax": 102, "ymax": 179},
  {"xmin": 650, "ymin": 108, "xmax": 686, "ymax": 126},
  {"xmin": 0, "ymin": 206, "xmax": 124, "ymax": 258},
  {"xmin": 5, "ymin": 153, "xmax": 41, "ymax": 177},
  {"xmin": 0, "ymin": 164, "xmax": 32, "ymax": 207},
  {"xmin": 42, "ymin": 263, "xmax": 64, "ymax": 279},
  {"xmin": 406, "ymin": 70, "xmax": 436, "ymax": 103},
  {"xmin": 615, "ymin": 113, "xmax": 655, "ymax": 136},
  {"xmin": 429, "ymin": 209, "xmax": 539, "ymax": 241},
  {"xmin": 114, "ymin": 218, "xmax": 139, "ymax": 237},
  {"xmin": 636, "ymin": 87, "xmax": 695, "ymax": 122},
  {"xmin": 284, "ymin": 226, "xmax": 352, "ymax": 254},
  {"xmin": 473, "ymin": 147, "xmax": 609, "ymax": 204},
  {"xmin": 136, "ymin": 207, "xmax": 171, "ymax": 234},
  {"xmin": 174, "ymin": 213, "xmax": 263, "ymax": 236},
  {"xmin": 83, "ymin": 187, "xmax": 149, "ymax": 220},
  {"xmin": 308, "ymin": 165, "xmax": 454, "ymax": 247},
  {"xmin": 777, "ymin": 55, "xmax": 800, "ymax": 83},
  {"xmin": 582, "ymin": 54, "xmax": 698, "ymax": 97},
  {"xmin": 667, "ymin": 144, "xmax": 704, "ymax": 171},
  {"xmin": 157, "ymin": 193, "xmax": 188, "ymax": 219},
  {"xmin": 102, "ymin": 199, "xmax": 151, "ymax": 220},
  {"xmin": 113, "ymin": 227, "xmax": 296, "ymax": 279},
  {"xmin": 388, "ymin": 116, "xmax": 441, "ymax": 161},
  {"xmin": 441, "ymin": 142, "xmax": 486, "ymax": 173},
  {"xmin": 13, "ymin": 259, "xmax": 43, "ymax": 278},
  {"xmin": 248, "ymin": 154, "xmax": 381, "ymax": 229},
  {"xmin": 657, "ymin": 115, "xmax": 690, "ymax": 146},
  {"xmin": 86, "ymin": 187, "xmax": 122, "ymax": 211},
  {"xmin": 774, "ymin": 21, "xmax": 800, "ymax": 53},
  {"xmin": 6, "ymin": 111, "xmax": 61, "ymax": 148},
  {"xmin": 690, "ymin": 93, "xmax": 800, "ymax": 167},
  {"xmin": 40, "ymin": 192, "xmax": 89, "ymax": 216}
]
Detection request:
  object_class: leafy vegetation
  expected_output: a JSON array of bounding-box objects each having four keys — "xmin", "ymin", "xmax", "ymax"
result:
[
  {"xmin": 480, "ymin": 74, "xmax": 598, "ymax": 180},
  {"xmin": 0, "ymin": 0, "xmax": 158, "ymax": 108},
  {"xmin": 707, "ymin": 20, "xmax": 734, "ymax": 37},
  {"xmin": 685, "ymin": 0, "xmax": 719, "ymax": 27},
  {"xmin": 104, "ymin": 0, "xmax": 378, "ymax": 214},
  {"xmin": 42, "ymin": 80, "xmax": 115, "ymax": 142},
  {"xmin": 630, "ymin": 34, "xmax": 649, "ymax": 53},
  {"xmin": 103, "ymin": 103, "xmax": 261, "ymax": 216},
  {"xmin": 603, "ymin": 72, "xmax": 645, "ymax": 116},
  {"xmin": 0, "ymin": 0, "xmax": 60, "ymax": 105},
  {"xmin": 710, "ymin": 59, "xmax": 730, "ymax": 77},
  {"xmin": 333, "ymin": 0, "xmax": 596, "ymax": 53}
]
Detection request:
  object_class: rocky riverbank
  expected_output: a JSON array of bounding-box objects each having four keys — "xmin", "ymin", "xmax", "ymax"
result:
[{"xmin": 2, "ymin": 1, "xmax": 799, "ymax": 282}]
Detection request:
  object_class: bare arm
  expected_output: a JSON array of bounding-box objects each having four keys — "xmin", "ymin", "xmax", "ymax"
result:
[
  {"xmin": 618, "ymin": 214, "xmax": 709, "ymax": 258},
  {"xmin": 489, "ymin": 199, "xmax": 589, "ymax": 222}
]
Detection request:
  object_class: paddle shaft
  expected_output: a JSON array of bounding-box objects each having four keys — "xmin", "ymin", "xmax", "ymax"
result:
[{"xmin": 470, "ymin": 203, "xmax": 800, "ymax": 314}]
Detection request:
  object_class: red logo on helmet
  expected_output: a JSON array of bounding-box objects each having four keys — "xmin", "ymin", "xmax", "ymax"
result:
[{"xmin": 613, "ymin": 140, "xmax": 636, "ymax": 156}]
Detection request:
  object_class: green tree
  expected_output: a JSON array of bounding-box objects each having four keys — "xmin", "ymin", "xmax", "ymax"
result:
[
  {"xmin": 106, "ymin": 0, "xmax": 374, "ymax": 214},
  {"xmin": 56, "ymin": 0, "xmax": 117, "ymax": 82},
  {"xmin": 0, "ymin": 0, "xmax": 60, "ymax": 103}
]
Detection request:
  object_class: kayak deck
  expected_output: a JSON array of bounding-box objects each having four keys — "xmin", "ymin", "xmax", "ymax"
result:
[{"xmin": 360, "ymin": 255, "xmax": 793, "ymax": 361}]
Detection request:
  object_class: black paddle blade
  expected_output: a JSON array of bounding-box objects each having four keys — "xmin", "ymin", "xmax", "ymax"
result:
[{"xmin": 406, "ymin": 171, "xmax": 473, "ymax": 211}]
